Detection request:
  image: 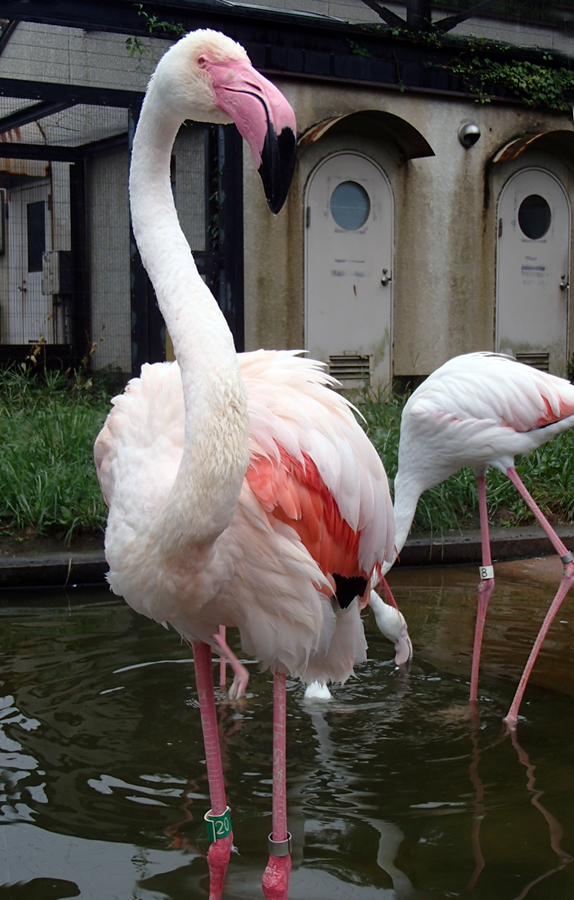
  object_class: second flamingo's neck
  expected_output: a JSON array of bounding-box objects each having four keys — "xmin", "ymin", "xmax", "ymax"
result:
[
  {"xmin": 129, "ymin": 89, "xmax": 249, "ymax": 552},
  {"xmin": 383, "ymin": 470, "xmax": 422, "ymax": 573}
]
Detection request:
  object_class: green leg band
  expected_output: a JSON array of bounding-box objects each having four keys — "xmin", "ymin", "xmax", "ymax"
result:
[{"xmin": 204, "ymin": 806, "xmax": 232, "ymax": 842}]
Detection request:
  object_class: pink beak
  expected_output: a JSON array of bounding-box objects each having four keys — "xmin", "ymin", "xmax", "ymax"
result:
[{"xmin": 206, "ymin": 58, "xmax": 297, "ymax": 214}]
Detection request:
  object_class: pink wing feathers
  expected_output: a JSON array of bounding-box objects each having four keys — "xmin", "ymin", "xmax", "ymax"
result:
[
  {"xmin": 95, "ymin": 350, "xmax": 395, "ymax": 617},
  {"xmin": 241, "ymin": 350, "xmax": 394, "ymax": 601},
  {"xmin": 416, "ymin": 352, "xmax": 574, "ymax": 432},
  {"xmin": 247, "ymin": 448, "xmax": 368, "ymax": 597}
]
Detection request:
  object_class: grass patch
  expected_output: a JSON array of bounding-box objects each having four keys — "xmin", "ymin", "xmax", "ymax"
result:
[
  {"xmin": 354, "ymin": 388, "xmax": 574, "ymax": 535},
  {"xmin": 0, "ymin": 367, "xmax": 113, "ymax": 543},
  {"xmin": 0, "ymin": 368, "xmax": 572, "ymax": 548}
]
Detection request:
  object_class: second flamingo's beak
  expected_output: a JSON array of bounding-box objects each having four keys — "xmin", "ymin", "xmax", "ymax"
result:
[{"xmin": 208, "ymin": 59, "xmax": 297, "ymax": 214}]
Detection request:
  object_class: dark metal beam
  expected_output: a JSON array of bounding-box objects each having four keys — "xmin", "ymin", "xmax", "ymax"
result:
[
  {"xmin": 0, "ymin": 0, "xmax": 351, "ymax": 39},
  {"xmin": 0, "ymin": 99, "xmax": 74, "ymax": 134},
  {"xmin": 359, "ymin": 0, "xmax": 406, "ymax": 29},
  {"xmin": 0, "ymin": 77, "xmax": 142, "ymax": 108},
  {"xmin": 406, "ymin": 0, "xmax": 432, "ymax": 31},
  {"xmin": 0, "ymin": 131, "xmax": 130, "ymax": 161},
  {"xmin": 433, "ymin": 0, "xmax": 503, "ymax": 35},
  {"xmin": 0, "ymin": 1, "xmax": 145, "ymax": 34},
  {"xmin": 0, "ymin": 20, "xmax": 18, "ymax": 57},
  {"xmin": 360, "ymin": 0, "xmax": 504, "ymax": 34},
  {"xmin": 0, "ymin": 142, "xmax": 77, "ymax": 161}
]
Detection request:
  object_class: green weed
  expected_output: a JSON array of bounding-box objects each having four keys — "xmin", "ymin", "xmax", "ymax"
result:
[{"xmin": 0, "ymin": 367, "xmax": 112, "ymax": 543}]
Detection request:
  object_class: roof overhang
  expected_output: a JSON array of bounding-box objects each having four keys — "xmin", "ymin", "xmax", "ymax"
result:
[
  {"xmin": 492, "ymin": 129, "xmax": 574, "ymax": 164},
  {"xmin": 299, "ymin": 110, "xmax": 434, "ymax": 160}
]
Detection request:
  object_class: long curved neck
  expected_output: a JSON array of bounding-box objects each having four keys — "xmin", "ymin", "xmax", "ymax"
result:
[
  {"xmin": 383, "ymin": 469, "xmax": 422, "ymax": 573},
  {"xmin": 130, "ymin": 88, "xmax": 249, "ymax": 553}
]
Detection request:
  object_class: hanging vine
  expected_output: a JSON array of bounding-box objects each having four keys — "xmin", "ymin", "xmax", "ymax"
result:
[
  {"xmin": 371, "ymin": 24, "xmax": 574, "ymax": 112},
  {"xmin": 444, "ymin": 54, "xmax": 574, "ymax": 111},
  {"xmin": 126, "ymin": 4, "xmax": 185, "ymax": 66}
]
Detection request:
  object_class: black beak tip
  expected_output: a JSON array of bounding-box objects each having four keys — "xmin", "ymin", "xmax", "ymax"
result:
[{"xmin": 259, "ymin": 126, "xmax": 297, "ymax": 216}]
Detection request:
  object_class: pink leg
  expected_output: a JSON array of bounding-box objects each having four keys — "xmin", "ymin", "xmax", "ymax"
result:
[
  {"xmin": 262, "ymin": 670, "xmax": 292, "ymax": 900},
  {"xmin": 470, "ymin": 474, "xmax": 496, "ymax": 704},
  {"xmin": 193, "ymin": 641, "xmax": 233, "ymax": 900},
  {"xmin": 212, "ymin": 629, "xmax": 249, "ymax": 700},
  {"xmin": 218, "ymin": 625, "xmax": 227, "ymax": 690},
  {"xmin": 504, "ymin": 468, "xmax": 574, "ymax": 727}
]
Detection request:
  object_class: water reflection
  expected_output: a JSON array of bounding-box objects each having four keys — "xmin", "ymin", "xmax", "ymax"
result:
[{"xmin": 0, "ymin": 563, "xmax": 571, "ymax": 898}]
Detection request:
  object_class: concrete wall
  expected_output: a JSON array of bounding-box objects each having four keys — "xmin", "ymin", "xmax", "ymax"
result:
[
  {"xmin": 2, "ymin": 16, "xmax": 572, "ymax": 380},
  {"xmin": 243, "ymin": 76, "xmax": 574, "ymax": 379}
]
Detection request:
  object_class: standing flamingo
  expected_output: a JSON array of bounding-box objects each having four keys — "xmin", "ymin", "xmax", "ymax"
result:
[
  {"xmin": 381, "ymin": 352, "xmax": 574, "ymax": 726},
  {"xmin": 94, "ymin": 30, "xmax": 395, "ymax": 900}
]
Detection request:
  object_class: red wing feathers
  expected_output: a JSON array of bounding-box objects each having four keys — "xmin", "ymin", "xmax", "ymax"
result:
[{"xmin": 246, "ymin": 447, "xmax": 367, "ymax": 583}]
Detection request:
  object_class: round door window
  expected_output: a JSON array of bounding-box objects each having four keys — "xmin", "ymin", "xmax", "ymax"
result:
[
  {"xmin": 518, "ymin": 194, "xmax": 551, "ymax": 240},
  {"xmin": 330, "ymin": 181, "xmax": 370, "ymax": 230}
]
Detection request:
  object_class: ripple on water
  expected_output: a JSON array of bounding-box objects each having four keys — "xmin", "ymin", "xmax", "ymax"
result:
[{"xmin": 0, "ymin": 567, "xmax": 572, "ymax": 899}]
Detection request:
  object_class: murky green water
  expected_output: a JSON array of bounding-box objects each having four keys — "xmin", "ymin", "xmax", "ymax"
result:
[{"xmin": 0, "ymin": 559, "xmax": 573, "ymax": 899}]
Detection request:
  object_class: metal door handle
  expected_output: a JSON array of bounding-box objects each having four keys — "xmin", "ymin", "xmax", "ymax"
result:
[
  {"xmin": 560, "ymin": 275, "xmax": 569, "ymax": 291},
  {"xmin": 381, "ymin": 268, "xmax": 392, "ymax": 286}
]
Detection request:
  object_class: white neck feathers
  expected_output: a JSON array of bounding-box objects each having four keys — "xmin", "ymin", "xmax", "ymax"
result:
[{"xmin": 129, "ymin": 79, "xmax": 249, "ymax": 553}]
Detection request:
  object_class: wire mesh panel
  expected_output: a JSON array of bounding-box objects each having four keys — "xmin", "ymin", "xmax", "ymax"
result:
[
  {"xmin": 87, "ymin": 145, "xmax": 131, "ymax": 372},
  {"xmin": 173, "ymin": 124, "xmax": 207, "ymax": 255}
]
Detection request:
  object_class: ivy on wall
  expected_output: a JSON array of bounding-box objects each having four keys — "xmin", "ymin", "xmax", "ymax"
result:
[
  {"xmin": 126, "ymin": 4, "xmax": 185, "ymax": 65},
  {"xmin": 445, "ymin": 54, "xmax": 574, "ymax": 111},
  {"xmin": 368, "ymin": 25, "xmax": 574, "ymax": 112}
]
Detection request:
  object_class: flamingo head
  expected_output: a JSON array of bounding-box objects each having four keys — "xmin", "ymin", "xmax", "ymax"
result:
[
  {"xmin": 369, "ymin": 592, "xmax": 413, "ymax": 667},
  {"xmin": 152, "ymin": 29, "xmax": 297, "ymax": 214}
]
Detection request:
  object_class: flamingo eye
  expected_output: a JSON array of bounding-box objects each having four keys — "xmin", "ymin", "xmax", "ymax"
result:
[{"xmin": 198, "ymin": 56, "xmax": 208, "ymax": 68}]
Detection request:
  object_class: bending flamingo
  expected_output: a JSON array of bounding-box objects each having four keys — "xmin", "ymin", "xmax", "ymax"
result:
[
  {"xmin": 304, "ymin": 591, "xmax": 412, "ymax": 700},
  {"xmin": 381, "ymin": 352, "xmax": 574, "ymax": 726},
  {"xmin": 94, "ymin": 30, "xmax": 395, "ymax": 900}
]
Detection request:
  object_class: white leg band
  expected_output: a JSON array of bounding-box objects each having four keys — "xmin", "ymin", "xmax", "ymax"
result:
[
  {"xmin": 268, "ymin": 833, "xmax": 292, "ymax": 857},
  {"xmin": 479, "ymin": 565, "xmax": 495, "ymax": 580}
]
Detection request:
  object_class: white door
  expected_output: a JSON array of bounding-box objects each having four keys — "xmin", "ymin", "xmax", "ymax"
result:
[
  {"xmin": 496, "ymin": 168, "xmax": 570, "ymax": 376},
  {"xmin": 305, "ymin": 152, "xmax": 393, "ymax": 388},
  {"xmin": 8, "ymin": 180, "xmax": 54, "ymax": 344}
]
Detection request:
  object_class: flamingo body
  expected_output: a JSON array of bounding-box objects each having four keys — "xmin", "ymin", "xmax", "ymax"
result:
[
  {"xmin": 94, "ymin": 31, "xmax": 395, "ymax": 897},
  {"xmin": 392, "ymin": 352, "xmax": 574, "ymax": 553},
  {"xmin": 96, "ymin": 349, "xmax": 394, "ymax": 685},
  {"xmin": 387, "ymin": 351, "xmax": 574, "ymax": 723}
]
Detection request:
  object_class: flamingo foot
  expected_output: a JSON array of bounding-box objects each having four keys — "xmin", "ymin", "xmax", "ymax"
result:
[
  {"xmin": 212, "ymin": 631, "xmax": 250, "ymax": 699},
  {"xmin": 206, "ymin": 832, "xmax": 233, "ymax": 900},
  {"xmin": 262, "ymin": 853, "xmax": 292, "ymax": 900}
]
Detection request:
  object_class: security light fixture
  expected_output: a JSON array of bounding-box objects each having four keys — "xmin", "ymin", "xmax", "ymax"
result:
[{"xmin": 459, "ymin": 123, "xmax": 481, "ymax": 148}]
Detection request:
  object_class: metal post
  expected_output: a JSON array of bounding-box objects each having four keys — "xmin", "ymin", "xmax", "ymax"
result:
[{"xmin": 406, "ymin": 0, "xmax": 432, "ymax": 30}]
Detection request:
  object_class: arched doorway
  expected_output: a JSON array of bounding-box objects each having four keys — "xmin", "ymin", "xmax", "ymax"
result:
[
  {"xmin": 496, "ymin": 167, "xmax": 570, "ymax": 375},
  {"xmin": 305, "ymin": 152, "xmax": 393, "ymax": 388}
]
